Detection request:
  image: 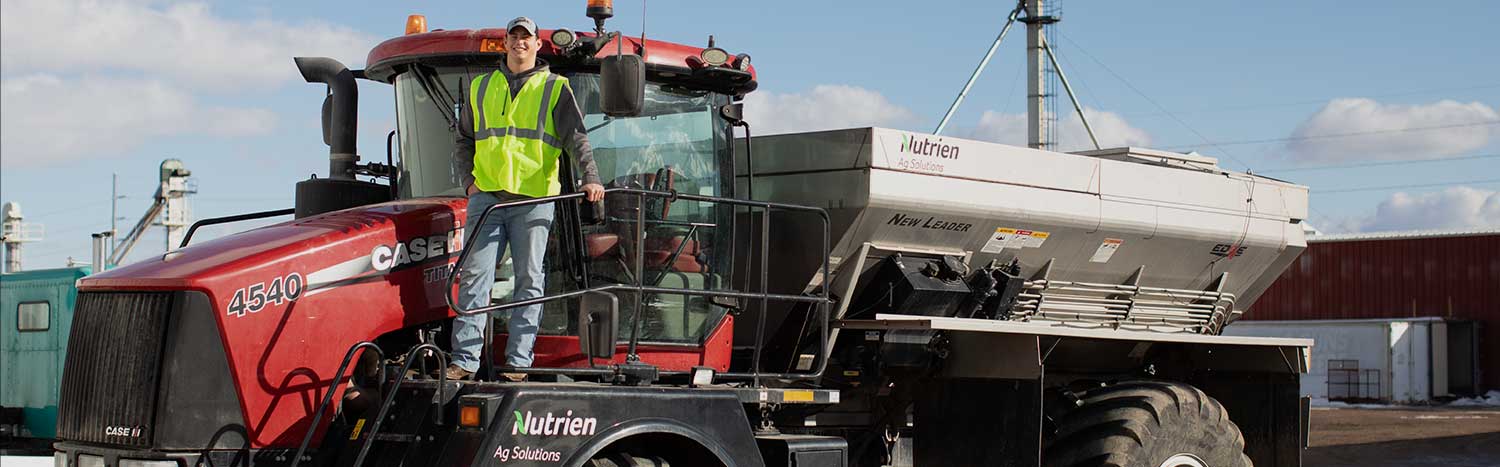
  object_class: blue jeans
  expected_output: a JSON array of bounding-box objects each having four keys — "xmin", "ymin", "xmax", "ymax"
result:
[{"xmin": 452, "ymin": 192, "xmax": 555, "ymax": 372}]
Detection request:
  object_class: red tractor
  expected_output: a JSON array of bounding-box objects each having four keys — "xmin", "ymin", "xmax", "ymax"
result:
[{"xmin": 51, "ymin": 4, "xmax": 1313, "ymax": 467}]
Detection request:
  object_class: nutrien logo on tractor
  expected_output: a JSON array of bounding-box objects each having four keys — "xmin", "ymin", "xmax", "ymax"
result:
[{"xmin": 512, "ymin": 410, "xmax": 598, "ymax": 437}]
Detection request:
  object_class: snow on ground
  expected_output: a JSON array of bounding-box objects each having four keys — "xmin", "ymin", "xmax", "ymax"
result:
[
  {"xmin": 1309, "ymin": 397, "xmax": 1400, "ymax": 409},
  {"xmin": 1308, "ymin": 390, "xmax": 1500, "ymax": 409},
  {"xmin": 1447, "ymin": 390, "xmax": 1500, "ymax": 407},
  {"xmin": 0, "ymin": 455, "xmax": 54, "ymax": 467}
]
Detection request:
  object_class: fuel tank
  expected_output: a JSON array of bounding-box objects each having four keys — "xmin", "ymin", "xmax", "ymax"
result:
[{"xmin": 738, "ymin": 128, "xmax": 1307, "ymax": 336}]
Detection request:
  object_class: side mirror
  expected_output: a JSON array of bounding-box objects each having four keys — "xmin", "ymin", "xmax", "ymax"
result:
[
  {"xmin": 577, "ymin": 292, "xmax": 620, "ymax": 361},
  {"xmin": 599, "ymin": 53, "xmax": 645, "ymax": 117},
  {"xmin": 320, "ymin": 95, "xmax": 333, "ymax": 146}
]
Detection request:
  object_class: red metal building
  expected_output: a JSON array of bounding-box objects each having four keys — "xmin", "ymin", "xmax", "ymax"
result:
[{"xmin": 1246, "ymin": 229, "xmax": 1500, "ymax": 392}]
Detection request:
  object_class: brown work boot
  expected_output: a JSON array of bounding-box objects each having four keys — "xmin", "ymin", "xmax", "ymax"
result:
[
  {"xmin": 442, "ymin": 364, "xmax": 474, "ymax": 381},
  {"xmin": 501, "ymin": 372, "xmax": 528, "ymax": 382}
]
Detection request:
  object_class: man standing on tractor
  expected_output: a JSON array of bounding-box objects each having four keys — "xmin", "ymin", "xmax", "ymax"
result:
[{"xmin": 448, "ymin": 16, "xmax": 605, "ymax": 381}]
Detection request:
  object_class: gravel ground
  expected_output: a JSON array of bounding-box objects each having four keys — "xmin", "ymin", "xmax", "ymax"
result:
[
  {"xmin": 9, "ymin": 407, "xmax": 1499, "ymax": 467},
  {"xmin": 1307, "ymin": 406, "xmax": 1500, "ymax": 467}
]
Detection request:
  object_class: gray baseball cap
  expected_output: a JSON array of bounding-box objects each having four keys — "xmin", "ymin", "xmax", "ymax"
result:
[{"xmin": 506, "ymin": 17, "xmax": 538, "ymax": 35}]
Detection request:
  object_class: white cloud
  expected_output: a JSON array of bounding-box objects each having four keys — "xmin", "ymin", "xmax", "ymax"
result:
[
  {"xmin": 743, "ymin": 85, "xmax": 918, "ymax": 135},
  {"xmin": 0, "ymin": 0, "xmax": 377, "ymax": 88},
  {"xmin": 963, "ymin": 107, "xmax": 1152, "ymax": 152},
  {"xmin": 1352, "ymin": 186, "xmax": 1500, "ymax": 232},
  {"xmin": 0, "ymin": 74, "xmax": 277, "ymax": 169},
  {"xmin": 1286, "ymin": 98, "xmax": 1498, "ymax": 163}
]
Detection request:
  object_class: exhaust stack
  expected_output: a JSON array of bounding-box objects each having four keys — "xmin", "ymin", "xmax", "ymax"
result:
[
  {"xmin": 292, "ymin": 57, "xmax": 389, "ymax": 218},
  {"xmin": 295, "ymin": 57, "xmax": 359, "ymax": 180}
]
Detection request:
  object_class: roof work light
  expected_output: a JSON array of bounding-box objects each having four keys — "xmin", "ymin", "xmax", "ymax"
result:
[
  {"xmin": 700, "ymin": 47, "xmax": 729, "ymax": 67},
  {"xmin": 699, "ymin": 35, "xmax": 729, "ymax": 67},
  {"xmin": 551, "ymin": 28, "xmax": 578, "ymax": 49}
]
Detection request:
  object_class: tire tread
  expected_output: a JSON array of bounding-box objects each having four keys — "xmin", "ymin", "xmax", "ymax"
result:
[{"xmin": 1044, "ymin": 381, "xmax": 1252, "ymax": 467}]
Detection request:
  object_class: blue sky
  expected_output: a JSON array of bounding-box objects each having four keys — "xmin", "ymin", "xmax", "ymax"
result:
[{"xmin": 2, "ymin": 0, "xmax": 1497, "ymax": 269}]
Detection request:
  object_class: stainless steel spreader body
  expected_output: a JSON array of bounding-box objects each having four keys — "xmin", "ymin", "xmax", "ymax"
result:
[{"xmin": 740, "ymin": 127, "xmax": 1307, "ymax": 335}]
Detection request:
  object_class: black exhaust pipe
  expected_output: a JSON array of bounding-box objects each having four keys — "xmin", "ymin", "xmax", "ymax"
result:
[
  {"xmin": 292, "ymin": 57, "xmax": 389, "ymax": 218},
  {"xmin": 295, "ymin": 56, "xmax": 359, "ymax": 179}
]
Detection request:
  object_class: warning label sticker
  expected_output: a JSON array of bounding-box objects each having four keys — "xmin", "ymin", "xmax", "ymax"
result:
[
  {"xmin": 1090, "ymin": 238, "xmax": 1124, "ymax": 263},
  {"xmin": 982, "ymin": 227, "xmax": 1051, "ymax": 253},
  {"xmin": 981, "ymin": 228, "xmax": 1015, "ymax": 253},
  {"xmin": 1022, "ymin": 231, "xmax": 1050, "ymax": 248}
]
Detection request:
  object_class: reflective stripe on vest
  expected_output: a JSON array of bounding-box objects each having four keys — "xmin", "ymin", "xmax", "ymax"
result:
[{"xmin": 469, "ymin": 70, "xmax": 567, "ymax": 197}]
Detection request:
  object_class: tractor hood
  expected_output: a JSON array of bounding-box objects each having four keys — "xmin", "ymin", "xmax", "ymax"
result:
[
  {"xmin": 81, "ymin": 197, "xmax": 466, "ymax": 293},
  {"xmin": 74, "ymin": 196, "xmax": 469, "ymax": 448}
]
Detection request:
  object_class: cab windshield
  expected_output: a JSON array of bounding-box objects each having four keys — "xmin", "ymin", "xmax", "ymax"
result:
[{"xmin": 393, "ymin": 66, "xmax": 735, "ymax": 345}]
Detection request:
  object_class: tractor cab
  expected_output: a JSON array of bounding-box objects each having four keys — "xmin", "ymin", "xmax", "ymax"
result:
[{"xmin": 354, "ymin": 14, "xmax": 768, "ymax": 375}]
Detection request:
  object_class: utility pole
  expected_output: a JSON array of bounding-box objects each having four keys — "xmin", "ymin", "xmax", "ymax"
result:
[{"xmin": 111, "ymin": 174, "xmax": 119, "ymax": 258}]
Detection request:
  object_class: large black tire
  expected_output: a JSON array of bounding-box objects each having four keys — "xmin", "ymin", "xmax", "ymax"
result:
[
  {"xmin": 1044, "ymin": 381, "xmax": 1253, "ymax": 467},
  {"xmin": 586, "ymin": 452, "xmax": 669, "ymax": 467}
]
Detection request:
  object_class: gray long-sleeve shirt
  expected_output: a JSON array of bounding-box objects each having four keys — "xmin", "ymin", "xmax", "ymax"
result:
[{"xmin": 453, "ymin": 59, "xmax": 601, "ymax": 194}]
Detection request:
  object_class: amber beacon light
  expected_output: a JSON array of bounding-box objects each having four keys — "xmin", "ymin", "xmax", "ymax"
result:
[
  {"xmin": 405, "ymin": 14, "xmax": 427, "ymax": 35},
  {"xmin": 587, "ymin": 0, "xmax": 614, "ymax": 18}
]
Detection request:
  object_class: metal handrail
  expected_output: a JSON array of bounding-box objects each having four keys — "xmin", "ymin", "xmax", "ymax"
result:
[
  {"xmin": 352, "ymin": 343, "xmax": 448, "ymax": 467},
  {"xmin": 290, "ymin": 341, "xmax": 385, "ymax": 467},
  {"xmin": 178, "ymin": 208, "xmax": 295, "ymax": 248},
  {"xmin": 443, "ymin": 186, "xmax": 833, "ymax": 384}
]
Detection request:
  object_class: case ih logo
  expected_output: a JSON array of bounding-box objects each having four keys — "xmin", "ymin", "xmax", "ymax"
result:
[
  {"xmin": 104, "ymin": 425, "xmax": 142, "ymax": 437},
  {"xmin": 371, "ymin": 230, "xmax": 464, "ymax": 273},
  {"xmin": 900, "ymin": 134, "xmax": 961, "ymax": 159},
  {"xmin": 511, "ymin": 410, "xmax": 598, "ymax": 437}
]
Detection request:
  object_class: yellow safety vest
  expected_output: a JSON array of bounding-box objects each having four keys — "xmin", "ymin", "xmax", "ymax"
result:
[{"xmin": 469, "ymin": 69, "xmax": 567, "ymax": 197}]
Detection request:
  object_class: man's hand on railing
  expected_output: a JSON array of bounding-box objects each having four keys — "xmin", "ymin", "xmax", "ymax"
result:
[{"xmin": 581, "ymin": 182, "xmax": 605, "ymax": 202}]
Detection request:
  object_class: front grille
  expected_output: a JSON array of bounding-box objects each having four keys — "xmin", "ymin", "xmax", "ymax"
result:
[{"xmin": 56, "ymin": 292, "xmax": 174, "ymax": 447}]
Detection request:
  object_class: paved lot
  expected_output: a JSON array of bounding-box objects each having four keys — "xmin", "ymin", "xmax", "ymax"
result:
[
  {"xmin": 0, "ymin": 456, "xmax": 50, "ymax": 467},
  {"xmin": 1307, "ymin": 406, "xmax": 1500, "ymax": 467}
]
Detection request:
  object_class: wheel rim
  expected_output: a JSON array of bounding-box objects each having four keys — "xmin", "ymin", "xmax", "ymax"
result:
[{"xmin": 1158, "ymin": 453, "xmax": 1208, "ymax": 467}]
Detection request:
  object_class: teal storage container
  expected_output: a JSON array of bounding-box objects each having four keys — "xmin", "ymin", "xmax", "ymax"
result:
[{"xmin": 1, "ymin": 266, "xmax": 88, "ymax": 441}]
